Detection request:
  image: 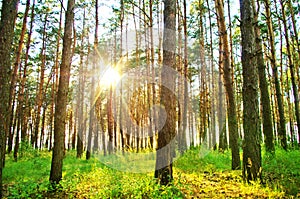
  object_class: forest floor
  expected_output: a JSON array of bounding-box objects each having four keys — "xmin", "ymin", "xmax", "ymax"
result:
[{"xmin": 2, "ymin": 145, "xmax": 300, "ymax": 198}]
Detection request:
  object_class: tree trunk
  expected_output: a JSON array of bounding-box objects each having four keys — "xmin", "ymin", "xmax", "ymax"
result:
[
  {"xmin": 49, "ymin": 4, "xmax": 62, "ymax": 151},
  {"xmin": 107, "ymin": 86, "xmax": 114, "ymax": 154},
  {"xmin": 264, "ymin": 0, "xmax": 287, "ymax": 150},
  {"xmin": 76, "ymin": 8, "xmax": 87, "ymax": 158},
  {"xmin": 240, "ymin": 0, "xmax": 262, "ymax": 181},
  {"xmin": 253, "ymin": 0, "xmax": 274, "ymax": 153},
  {"xmin": 215, "ymin": 0, "xmax": 240, "ymax": 170},
  {"xmin": 49, "ymin": 0, "xmax": 74, "ymax": 185},
  {"xmin": 0, "ymin": 0, "xmax": 19, "ymax": 196},
  {"xmin": 20, "ymin": 1, "xmax": 35, "ymax": 144},
  {"xmin": 86, "ymin": 0, "xmax": 98, "ymax": 160},
  {"xmin": 181, "ymin": 0, "xmax": 188, "ymax": 154},
  {"xmin": 280, "ymin": 0, "xmax": 300, "ymax": 145},
  {"xmin": 33, "ymin": 13, "xmax": 48, "ymax": 148},
  {"xmin": 154, "ymin": 0, "xmax": 176, "ymax": 185},
  {"xmin": 206, "ymin": 0, "xmax": 216, "ymax": 150},
  {"xmin": 10, "ymin": 0, "xmax": 31, "ymax": 157},
  {"xmin": 217, "ymin": 18, "xmax": 227, "ymax": 152}
]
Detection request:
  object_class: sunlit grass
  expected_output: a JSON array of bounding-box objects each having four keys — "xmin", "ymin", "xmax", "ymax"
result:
[{"xmin": 2, "ymin": 145, "xmax": 300, "ymax": 198}]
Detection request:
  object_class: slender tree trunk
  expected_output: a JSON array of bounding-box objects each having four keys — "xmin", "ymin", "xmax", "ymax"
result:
[
  {"xmin": 264, "ymin": 0, "xmax": 287, "ymax": 150},
  {"xmin": 215, "ymin": 0, "xmax": 240, "ymax": 170},
  {"xmin": 181, "ymin": 0, "xmax": 188, "ymax": 154},
  {"xmin": 76, "ymin": 9, "xmax": 87, "ymax": 158},
  {"xmin": 253, "ymin": 0, "xmax": 274, "ymax": 153},
  {"xmin": 197, "ymin": 1, "xmax": 207, "ymax": 144},
  {"xmin": 20, "ymin": 1, "xmax": 35, "ymax": 144},
  {"xmin": 286, "ymin": 73, "xmax": 295, "ymax": 145},
  {"xmin": 206, "ymin": 0, "xmax": 216, "ymax": 150},
  {"xmin": 39, "ymin": 105, "xmax": 47, "ymax": 149},
  {"xmin": 49, "ymin": 0, "xmax": 75, "ymax": 185},
  {"xmin": 49, "ymin": 5, "xmax": 63, "ymax": 152},
  {"xmin": 107, "ymin": 85, "xmax": 114, "ymax": 154},
  {"xmin": 147, "ymin": 0, "xmax": 155, "ymax": 150},
  {"xmin": 72, "ymin": 115, "xmax": 76, "ymax": 150},
  {"xmin": 176, "ymin": 1, "xmax": 183, "ymax": 153},
  {"xmin": 119, "ymin": 0, "xmax": 125, "ymax": 152},
  {"xmin": 10, "ymin": 0, "xmax": 31, "ymax": 157},
  {"xmin": 286, "ymin": 0, "xmax": 300, "ymax": 92},
  {"xmin": 217, "ymin": 16, "xmax": 227, "ymax": 152},
  {"xmin": 86, "ymin": 0, "xmax": 98, "ymax": 160},
  {"xmin": 66, "ymin": 110, "xmax": 72, "ymax": 150},
  {"xmin": 33, "ymin": 13, "xmax": 48, "ymax": 148},
  {"xmin": 280, "ymin": 0, "xmax": 300, "ymax": 145}
]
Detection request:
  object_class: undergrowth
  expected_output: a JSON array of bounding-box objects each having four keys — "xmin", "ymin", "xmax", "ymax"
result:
[{"xmin": 2, "ymin": 145, "xmax": 300, "ymax": 198}]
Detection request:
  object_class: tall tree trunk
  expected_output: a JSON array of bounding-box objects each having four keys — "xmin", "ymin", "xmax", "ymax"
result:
[
  {"xmin": 240, "ymin": 0, "xmax": 262, "ymax": 181},
  {"xmin": 33, "ymin": 13, "xmax": 48, "ymax": 148},
  {"xmin": 107, "ymin": 85, "xmax": 114, "ymax": 154},
  {"xmin": 86, "ymin": 0, "xmax": 98, "ymax": 160},
  {"xmin": 217, "ymin": 15, "xmax": 227, "ymax": 152},
  {"xmin": 67, "ymin": 110, "xmax": 73, "ymax": 150},
  {"xmin": 39, "ymin": 105, "xmax": 47, "ymax": 149},
  {"xmin": 176, "ymin": 1, "xmax": 183, "ymax": 153},
  {"xmin": 20, "ymin": 1, "xmax": 35, "ymax": 144},
  {"xmin": 154, "ymin": 0, "xmax": 176, "ymax": 185},
  {"xmin": 181, "ymin": 0, "xmax": 188, "ymax": 154},
  {"xmin": 197, "ymin": 1, "xmax": 207, "ymax": 145},
  {"xmin": 76, "ymin": 9, "xmax": 87, "ymax": 158},
  {"xmin": 49, "ymin": 5, "xmax": 63, "ymax": 152},
  {"xmin": 10, "ymin": 0, "xmax": 31, "ymax": 157},
  {"xmin": 49, "ymin": 0, "xmax": 74, "ymax": 185},
  {"xmin": 286, "ymin": 0, "xmax": 300, "ymax": 91},
  {"xmin": 206, "ymin": 0, "xmax": 216, "ymax": 150},
  {"xmin": 119, "ymin": 0, "xmax": 125, "ymax": 152},
  {"xmin": 0, "ymin": 0, "xmax": 19, "ymax": 196},
  {"xmin": 215, "ymin": 0, "xmax": 240, "ymax": 170},
  {"xmin": 253, "ymin": 0, "xmax": 274, "ymax": 153},
  {"xmin": 264, "ymin": 0, "xmax": 287, "ymax": 150},
  {"xmin": 286, "ymin": 73, "xmax": 295, "ymax": 145},
  {"xmin": 280, "ymin": 0, "xmax": 300, "ymax": 145}
]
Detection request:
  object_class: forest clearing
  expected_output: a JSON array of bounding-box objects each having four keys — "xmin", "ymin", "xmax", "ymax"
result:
[{"xmin": 0, "ymin": 0, "xmax": 300, "ymax": 198}]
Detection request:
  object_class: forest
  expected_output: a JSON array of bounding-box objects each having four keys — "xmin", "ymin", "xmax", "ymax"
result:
[{"xmin": 0, "ymin": 0, "xmax": 300, "ymax": 198}]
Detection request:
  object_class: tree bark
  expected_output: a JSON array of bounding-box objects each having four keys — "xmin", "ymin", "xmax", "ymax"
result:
[
  {"xmin": 20, "ymin": 1, "xmax": 35, "ymax": 144},
  {"xmin": 49, "ymin": 4, "xmax": 63, "ymax": 151},
  {"xmin": 76, "ymin": 8, "xmax": 87, "ymax": 159},
  {"xmin": 86, "ymin": 0, "xmax": 99, "ymax": 160},
  {"xmin": 253, "ymin": 0, "xmax": 274, "ymax": 153},
  {"xmin": 49, "ymin": 0, "xmax": 74, "ymax": 185},
  {"xmin": 240, "ymin": 0, "xmax": 262, "ymax": 181},
  {"xmin": 215, "ymin": 0, "xmax": 240, "ymax": 170},
  {"xmin": 154, "ymin": 0, "xmax": 176, "ymax": 185},
  {"xmin": 33, "ymin": 13, "xmax": 48, "ymax": 148},
  {"xmin": 279, "ymin": 0, "xmax": 300, "ymax": 146},
  {"xmin": 264, "ymin": 0, "xmax": 287, "ymax": 150},
  {"xmin": 0, "ymin": 0, "xmax": 19, "ymax": 196},
  {"xmin": 11, "ymin": 0, "xmax": 31, "ymax": 158}
]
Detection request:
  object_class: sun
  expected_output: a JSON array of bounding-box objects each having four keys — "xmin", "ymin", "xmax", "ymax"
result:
[{"xmin": 100, "ymin": 67, "xmax": 121, "ymax": 87}]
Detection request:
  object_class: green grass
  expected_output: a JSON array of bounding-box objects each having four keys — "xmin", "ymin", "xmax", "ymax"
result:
[
  {"xmin": 263, "ymin": 147, "xmax": 300, "ymax": 196},
  {"xmin": 2, "ymin": 146, "xmax": 300, "ymax": 198}
]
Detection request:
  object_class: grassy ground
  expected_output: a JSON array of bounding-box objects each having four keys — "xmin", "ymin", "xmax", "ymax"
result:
[{"xmin": 2, "ymin": 146, "xmax": 300, "ymax": 198}]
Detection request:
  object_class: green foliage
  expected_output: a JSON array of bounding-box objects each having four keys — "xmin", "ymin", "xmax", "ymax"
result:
[
  {"xmin": 263, "ymin": 147, "xmax": 300, "ymax": 196},
  {"xmin": 3, "ymin": 147, "xmax": 299, "ymax": 198},
  {"xmin": 4, "ymin": 147, "xmax": 51, "ymax": 199},
  {"xmin": 19, "ymin": 141, "xmax": 40, "ymax": 159},
  {"xmin": 174, "ymin": 146, "xmax": 231, "ymax": 173}
]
